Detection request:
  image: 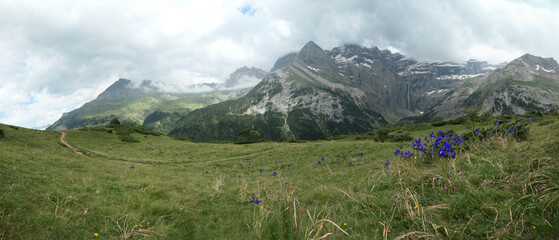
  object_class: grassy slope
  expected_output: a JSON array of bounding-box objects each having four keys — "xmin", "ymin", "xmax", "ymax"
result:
[{"xmin": 1, "ymin": 114, "xmax": 558, "ymax": 239}]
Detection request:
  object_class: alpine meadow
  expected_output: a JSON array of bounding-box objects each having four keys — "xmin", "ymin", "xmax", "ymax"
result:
[
  {"xmin": 1, "ymin": 112, "xmax": 558, "ymax": 239},
  {"xmin": 2, "ymin": 1, "xmax": 559, "ymax": 239}
]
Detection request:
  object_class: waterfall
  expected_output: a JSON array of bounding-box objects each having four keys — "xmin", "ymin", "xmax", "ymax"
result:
[{"xmin": 406, "ymin": 84, "xmax": 410, "ymax": 111}]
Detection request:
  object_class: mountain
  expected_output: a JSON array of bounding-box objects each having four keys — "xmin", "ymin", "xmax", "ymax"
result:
[
  {"xmin": 47, "ymin": 67, "xmax": 267, "ymax": 133},
  {"xmin": 397, "ymin": 58, "xmax": 504, "ymax": 114},
  {"xmin": 169, "ymin": 41, "xmax": 391, "ymax": 141},
  {"xmin": 221, "ymin": 66, "xmax": 268, "ymax": 89},
  {"xmin": 417, "ymin": 53, "xmax": 559, "ymax": 121},
  {"xmin": 170, "ymin": 41, "xmax": 500, "ymax": 141}
]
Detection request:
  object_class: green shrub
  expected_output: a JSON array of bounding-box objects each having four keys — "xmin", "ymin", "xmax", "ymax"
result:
[
  {"xmin": 112, "ymin": 124, "xmax": 136, "ymax": 135},
  {"xmin": 107, "ymin": 129, "xmax": 113, "ymax": 133},
  {"xmin": 431, "ymin": 121, "xmax": 447, "ymax": 127},
  {"xmin": 236, "ymin": 129, "xmax": 261, "ymax": 144},
  {"xmin": 118, "ymin": 135, "xmax": 140, "ymax": 143},
  {"xmin": 0, "ymin": 128, "xmax": 4, "ymax": 138},
  {"xmin": 389, "ymin": 132, "xmax": 413, "ymax": 142},
  {"xmin": 110, "ymin": 118, "xmax": 121, "ymax": 125},
  {"xmin": 91, "ymin": 127, "xmax": 108, "ymax": 132},
  {"xmin": 134, "ymin": 127, "xmax": 162, "ymax": 136},
  {"xmin": 448, "ymin": 117, "xmax": 466, "ymax": 125},
  {"xmin": 370, "ymin": 128, "xmax": 412, "ymax": 142}
]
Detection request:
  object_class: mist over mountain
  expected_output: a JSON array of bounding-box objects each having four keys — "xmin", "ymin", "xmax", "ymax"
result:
[{"xmin": 47, "ymin": 66, "xmax": 267, "ymax": 133}]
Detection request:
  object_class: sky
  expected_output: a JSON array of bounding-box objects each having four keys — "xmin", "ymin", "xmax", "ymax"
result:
[{"xmin": 0, "ymin": 0, "xmax": 558, "ymax": 129}]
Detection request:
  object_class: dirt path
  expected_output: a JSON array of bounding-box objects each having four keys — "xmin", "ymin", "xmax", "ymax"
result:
[
  {"xmin": 58, "ymin": 131, "xmax": 280, "ymax": 166},
  {"xmin": 59, "ymin": 131, "xmax": 84, "ymax": 155}
]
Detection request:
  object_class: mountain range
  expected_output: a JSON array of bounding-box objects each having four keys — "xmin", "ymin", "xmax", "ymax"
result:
[
  {"xmin": 47, "ymin": 66, "xmax": 267, "ymax": 133},
  {"xmin": 48, "ymin": 41, "xmax": 558, "ymax": 141}
]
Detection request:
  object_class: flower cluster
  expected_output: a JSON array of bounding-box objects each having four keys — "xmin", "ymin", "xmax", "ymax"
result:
[
  {"xmin": 394, "ymin": 149, "xmax": 414, "ymax": 159},
  {"xmin": 394, "ymin": 130, "xmax": 464, "ymax": 160}
]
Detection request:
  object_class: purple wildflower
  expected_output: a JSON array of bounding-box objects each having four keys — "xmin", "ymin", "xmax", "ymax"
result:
[
  {"xmin": 384, "ymin": 160, "xmax": 390, "ymax": 166},
  {"xmin": 129, "ymin": 165, "xmax": 134, "ymax": 170},
  {"xmin": 249, "ymin": 196, "xmax": 261, "ymax": 204}
]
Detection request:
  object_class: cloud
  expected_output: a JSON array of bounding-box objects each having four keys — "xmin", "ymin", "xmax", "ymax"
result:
[{"xmin": 0, "ymin": 0, "xmax": 558, "ymax": 128}]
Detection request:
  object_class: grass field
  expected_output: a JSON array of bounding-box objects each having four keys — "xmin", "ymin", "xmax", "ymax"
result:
[{"xmin": 1, "ymin": 113, "xmax": 558, "ymax": 239}]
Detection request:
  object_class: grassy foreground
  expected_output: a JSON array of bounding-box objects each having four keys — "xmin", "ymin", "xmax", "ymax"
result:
[{"xmin": 1, "ymin": 114, "xmax": 558, "ymax": 239}]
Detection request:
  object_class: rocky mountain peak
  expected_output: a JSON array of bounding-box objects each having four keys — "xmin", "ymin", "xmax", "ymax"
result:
[
  {"xmin": 97, "ymin": 78, "xmax": 133, "ymax": 99},
  {"xmin": 296, "ymin": 41, "xmax": 338, "ymax": 73},
  {"xmin": 509, "ymin": 53, "xmax": 559, "ymax": 73},
  {"xmin": 223, "ymin": 66, "xmax": 268, "ymax": 89},
  {"xmin": 270, "ymin": 53, "xmax": 297, "ymax": 72}
]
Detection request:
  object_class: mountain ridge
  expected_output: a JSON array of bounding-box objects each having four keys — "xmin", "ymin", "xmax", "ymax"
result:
[{"xmin": 416, "ymin": 53, "xmax": 559, "ymax": 122}]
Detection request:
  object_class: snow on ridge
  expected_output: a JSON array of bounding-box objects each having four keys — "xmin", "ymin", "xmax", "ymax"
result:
[
  {"xmin": 347, "ymin": 55, "xmax": 358, "ymax": 62},
  {"xmin": 436, "ymin": 63, "xmax": 461, "ymax": 67},
  {"xmin": 306, "ymin": 65, "xmax": 321, "ymax": 72},
  {"xmin": 334, "ymin": 54, "xmax": 348, "ymax": 64},
  {"xmin": 436, "ymin": 74, "xmax": 482, "ymax": 80},
  {"xmin": 360, "ymin": 63, "xmax": 372, "ymax": 69},
  {"xmin": 536, "ymin": 65, "xmax": 555, "ymax": 73}
]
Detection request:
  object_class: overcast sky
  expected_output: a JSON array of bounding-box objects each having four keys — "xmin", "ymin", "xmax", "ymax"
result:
[{"xmin": 1, "ymin": 0, "xmax": 558, "ymax": 129}]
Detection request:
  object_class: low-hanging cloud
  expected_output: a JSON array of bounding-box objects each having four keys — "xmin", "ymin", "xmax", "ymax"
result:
[{"xmin": 1, "ymin": 0, "xmax": 558, "ymax": 128}]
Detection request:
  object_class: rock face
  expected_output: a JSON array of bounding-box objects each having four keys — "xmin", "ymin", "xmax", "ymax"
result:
[
  {"xmin": 170, "ymin": 41, "xmax": 501, "ymax": 141},
  {"xmin": 222, "ymin": 66, "xmax": 268, "ymax": 89},
  {"xmin": 419, "ymin": 54, "xmax": 559, "ymax": 121},
  {"xmin": 47, "ymin": 66, "xmax": 267, "ymax": 133}
]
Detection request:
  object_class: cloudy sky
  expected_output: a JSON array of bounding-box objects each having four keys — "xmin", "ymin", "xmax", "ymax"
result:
[{"xmin": 1, "ymin": 0, "xmax": 558, "ymax": 129}]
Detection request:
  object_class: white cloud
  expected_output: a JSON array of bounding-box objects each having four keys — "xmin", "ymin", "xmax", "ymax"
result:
[{"xmin": 0, "ymin": 0, "xmax": 558, "ymax": 128}]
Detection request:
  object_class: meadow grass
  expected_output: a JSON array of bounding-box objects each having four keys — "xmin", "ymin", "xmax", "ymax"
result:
[{"xmin": 0, "ymin": 113, "xmax": 558, "ymax": 239}]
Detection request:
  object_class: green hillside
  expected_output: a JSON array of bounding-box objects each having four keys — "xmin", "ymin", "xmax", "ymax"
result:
[
  {"xmin": 47, "ymin": 79, "xmax": 250, "ymax": 134},
  {"xmin": 1, "ymin": 113, "xmax": 558, "ymax": 239}
]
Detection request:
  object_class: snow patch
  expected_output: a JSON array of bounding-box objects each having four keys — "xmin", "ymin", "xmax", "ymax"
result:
[
  {"xmin": 436, "ymin": 74, "xmax": 482, "ymax": 80},
  {"xmin": 306, "ymin": 65, "xmax": 321, "ymax": 72},
  {"xmin": 426, "ymin": 89, "xmax": 447, "ymax": 96},
  {"xmin": 334, "ymin": 54, "xmax": 348, "ymax": 64},
  {"xmin": 347, "ymin": 55, "xmax": 358, "ymax": 62},
  {"xmin": 360, "ymin": 63, "xmax": 372, "ymax": 69},
  {"xmin": 536, "ymin": 65, "xmax": 555, "ymax": 73}
]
